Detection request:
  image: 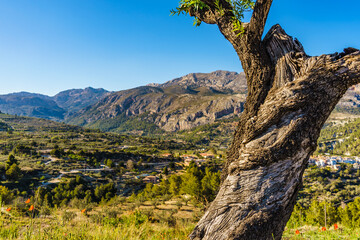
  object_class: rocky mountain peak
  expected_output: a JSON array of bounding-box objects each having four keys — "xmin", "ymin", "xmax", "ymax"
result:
[{"xmin": 148, "ymin": 70, "xmax": 247, "ymax": 93}]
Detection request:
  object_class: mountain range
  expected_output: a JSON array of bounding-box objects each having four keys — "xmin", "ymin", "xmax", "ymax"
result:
[
  {"xmin": 1, "ymin": 70, "xmax": 360, "ymax": 134},
  {"xmin": 0, "ymin": 87, "xmax": 109, "ymax": 121},
  {"xmin": 67, "ymin": 71, "xmax": 247, "ymax": 132}
]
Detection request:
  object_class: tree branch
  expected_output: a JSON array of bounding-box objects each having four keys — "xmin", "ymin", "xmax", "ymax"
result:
[
  {"xmin": 249, "ymin": 0, "xmax": 274, "ymax": 42},
  {"xmin": 189, "ymin": 1, "xmax": 274, "ymax": 74},
  {"xmin": 225, "ymin": 24, "xmax": 360, "ymax": 181},
  {"xmin": 189, "ymin": 6, "xmax": 217, "ymax": 24},
  {"xmin": 189, "ymin": 1, "xmax": 241, "ymax": 46}
]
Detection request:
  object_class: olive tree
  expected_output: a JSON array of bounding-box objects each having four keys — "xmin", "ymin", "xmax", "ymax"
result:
[{"xmin": 172, "ymin": 0, "xmax": 360, "ymax": 239}]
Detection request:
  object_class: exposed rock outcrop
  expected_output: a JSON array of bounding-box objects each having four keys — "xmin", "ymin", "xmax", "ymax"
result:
[{"xmin": 67, "ymin": 71, "xmax": 247, "ymax": 131}]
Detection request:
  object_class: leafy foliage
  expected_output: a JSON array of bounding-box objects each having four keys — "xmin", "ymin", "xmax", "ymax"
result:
[
  {"xmin": 136, "ymin": 162, "xmax": 221, "ymax": 205},
  {"xmin": 226, "ymin": 0, "xmax": 254, "ymax": 20},
  {"xmin": 171, "ymin": 0, "xmax": 255, "ymax": 31},
  {"xmin": 171, "ymin": 0, "xmax": 209, "ymax": 26}
]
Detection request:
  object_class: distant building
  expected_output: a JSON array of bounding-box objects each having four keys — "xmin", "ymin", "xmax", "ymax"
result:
[
  {"xmin": 344, "ymin": 158, "xmax": 355, "ymax": 164},
  {"xmin": 309, "ymin": 157, "xmax": 316, "ymax": 165},
  {"xmin": 135, "ymin": 173, "xmax": 150, "ymax": 180},
  {"xmin": 310, "ymin": 155, "xmax": 360, "ymax": 169},
  {"xmin": 354, "ymin": 163, "xmax": 360, "ymax": 169},
  {"xmin": 200, "ymin": 153, "xmax": 215, "ymax": 159},
  {"xmin": 143, "ymin": 176, "xmax": 158, "ymax": 184},
  {"xmin": 195, "ymin": 159, "xmax": 206, "ymax": 166},
  {"xmin": 184, "ymin": 157, "xmax": 196, "ymax": 166},
  {"xmin": 315, "ymin": 159, "xmax": 326, "ymax": 167},
  {"xmin": 162, "ymin": 153, "xmax": 172, "ymax": 158},
  {"xmin": 333, "ymin": 164, "xmax": 341, "ymax": 170}
]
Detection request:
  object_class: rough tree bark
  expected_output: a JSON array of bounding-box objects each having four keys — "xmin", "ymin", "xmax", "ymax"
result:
[{"xmin": 185, "ymin": 0, "xmax": 360, "ymax": 239}]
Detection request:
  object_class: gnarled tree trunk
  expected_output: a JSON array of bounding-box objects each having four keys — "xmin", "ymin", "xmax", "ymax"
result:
[{"xmin": 183, "ymin": 0, "xmax": 360, "ymax": 239}]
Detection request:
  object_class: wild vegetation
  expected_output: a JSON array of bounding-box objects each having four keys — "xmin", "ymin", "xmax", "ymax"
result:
[
  {"xmin": 316, "ymin": 118, "xmax": 360, "ymax": 156},
  {"xmin": 2, "ymin": 112, "xmax": 360, "ymax": 239}
]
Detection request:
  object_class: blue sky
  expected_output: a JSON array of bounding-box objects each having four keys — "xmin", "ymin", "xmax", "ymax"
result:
[{"xmin": 0, "ymin": 0, "xmax": 359, "ymax": 96}]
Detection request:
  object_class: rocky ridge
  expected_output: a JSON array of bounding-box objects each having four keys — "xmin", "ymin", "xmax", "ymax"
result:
[
  {"xmin": 67, "ymin": 70, "xmax": 360, "ymax": 133},
  {"xmin": 67, "ymin": 71, "xmax": 247, "ymax": 132},
  {"xmin": 1, "ymin": 70, "xmax": 360, "ymax": 133}
]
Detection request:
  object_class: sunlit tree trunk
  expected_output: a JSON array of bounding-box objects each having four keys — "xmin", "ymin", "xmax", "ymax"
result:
[{"xmin": 179, "ymin": 0, "xmax": 360, "ymax": 239}]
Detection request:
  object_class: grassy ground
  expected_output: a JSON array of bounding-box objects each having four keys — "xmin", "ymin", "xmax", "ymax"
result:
[
  {"xmin": 2, "ymin": 204, "xmax": 360, "ymax": 240},
  {"xmin": 0, "ymin": 199, "xmax": 199, "ymax": 240},
  {"xmin": 0, "ymin": 218, "xmax": 194, "ymax": 240},
  {"xmin": 0, "ymin": 211, "xmax": 193, "ymax": 240},
  {"xmin": 283, "ymin": 225, "xmax": 360, "ymax": 239}
]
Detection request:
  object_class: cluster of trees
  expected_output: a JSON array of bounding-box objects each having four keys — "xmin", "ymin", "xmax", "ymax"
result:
[
  {"xmin": 0, "ymin": 121, "xmax": 10, "ymax": 131},
  {"xmin": 0, "ymin": 185, "xmax": 15, "ymax": 203},
  {"xmin": 136, "ymin": 161, "xmax": 221, "ymax": 205},
  {"xmin": 12, "ymin": 144, "xmax": 38, "ymax": 156},
  {"xmin": 280, "ymin": 163, "xmax": 360, "ymax": 229},
  {"xmin": 49, "ymin": 145, "xmax": 175, "ymax": 170},
  {"xmin": 35, "ymin": 176, "xmax": 116, "ymax": 207},
  {"xmin": 288, "ymin": 197, "xmax": 360, "ymax": 229},
  {"xmin": 316, "ymin": 118, "xmax": 360, "ymax": 155},
  {"xmin": 298, "ymin": 165, "xmax": 360, "ymax": 208},
  {"xmin": 0, "ymin": 142, "xmax": 41, "ymax": 158},
  {"xmin": 4, "ymin": 154, "xmax": 22, "ymax": 181}
]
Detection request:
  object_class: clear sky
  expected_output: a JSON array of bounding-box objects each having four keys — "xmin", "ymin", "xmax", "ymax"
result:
[{"xmin": 0, "ymin": 0, "xmax": 359, "ymax": 96}]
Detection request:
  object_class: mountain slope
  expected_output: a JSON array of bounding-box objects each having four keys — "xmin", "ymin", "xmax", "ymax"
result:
[
  {"xmin": 0, "ymin": 92, "xmax": 66, "ymax": 121},
  {"xmin": 0, "ymin": 113, "xmax": 82, "ymax": 132},
  {"xmin": 54, "ymin": 87, "xmax": 110, "ymax": 115},
  {"xmin": 67, "ymin": 71, "xmax": 247, "ymax": 132},
  {"xmin": 149, "ymin": 71, "xmax": 247, "ymax": 93},
  {"xmin": 334, "ymin": 85, "xmax": 360, "ymax": 114},
  {"xmin": 0, "ymin": 88, "xmax": 109, "ymax": 121},
  {"xmin": 67, "ymin": 70, "xmax": 360, "ymax": 133},
  {"xmin": 1, "ymin": 70, "xmax": 360, "ymax": 134}
]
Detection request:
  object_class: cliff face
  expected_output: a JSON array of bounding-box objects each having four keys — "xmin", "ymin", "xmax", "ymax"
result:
[
  {"xmin": 336, "ymin": 85, "xmax": 360, "ymax": 112},
  {"xmin": 67, "ymin": 71, "xmax": 247, "ymax": 132},
  {"xmin": 67, "ymin": 70, "xmax": 360, "ymax": 133},
  {"xmin": 151, "ymin": 71, "xmax": 247, "ymax": 93}
]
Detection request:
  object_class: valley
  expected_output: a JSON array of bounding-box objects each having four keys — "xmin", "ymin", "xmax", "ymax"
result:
[
  {"xmin": 2, "ymin": 71, "xmax": 360, "ymax": 239},
  {"xmin": 1, "ymin": 111, "xmax": 360, "ymax": 239}
]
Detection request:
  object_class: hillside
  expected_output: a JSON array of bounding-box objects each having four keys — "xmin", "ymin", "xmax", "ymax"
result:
[
  {"xmin": 67, "ymin": 70, "xmax": 360, "ymax": 133},
  {"xmin": 53, "ymin": 87, "xmax": 110, "ymax": 117},
  {"xmin": 1, "ymin": 114, "xmax": 360, "ymax": 240},
  {"xmin": 0, "ymin": 113, "xmax": 81, "ymax": 132},
  {"xmin": 315, "ymin": 117, "xmax": 360, "ymax": 156},
  {"xmin": 1, "ymin": 71, "xmax": 360, "ymax": 134},
  {"xmin": 67, "ymin": 71, "xmax": 247, "ymax": 132},
  {"xmin": 1, "ymin": 110, "xmax": 360, "ymax": 240},
  {"xmin": 0, "ymin": 92, "xmax": 65, "ymax": 121},
  {"xmin": 334, "ymin": 84, "xmax": 360, "ymax": 114},
  {"xmin": 0, "ymin": 88, "xmax": 109, "ymax": 121},
  {"xmin": 149, "ymin": 71, "xmax": 247, "ymax": 93}
]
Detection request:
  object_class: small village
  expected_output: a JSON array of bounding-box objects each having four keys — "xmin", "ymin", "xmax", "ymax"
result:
[{"xmin": 310, "ymin": 155, "xmax": 360, "ymax": 170}]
